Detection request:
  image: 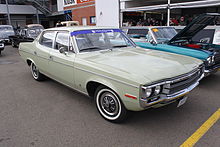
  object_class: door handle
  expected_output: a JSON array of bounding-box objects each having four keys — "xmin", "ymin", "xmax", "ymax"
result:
[{"xmin": 49, "ymin": 55, "xmax": 53, "ymax": 60}]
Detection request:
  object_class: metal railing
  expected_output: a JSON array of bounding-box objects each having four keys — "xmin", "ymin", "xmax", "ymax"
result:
[{"xmin": 15, "ymin": 0, "xmax": 52, "ymax": 15}]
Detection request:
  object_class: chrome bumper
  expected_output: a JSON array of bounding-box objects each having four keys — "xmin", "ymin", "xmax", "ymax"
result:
[
  {"xmin": 204, "ymin": 64, "xmax": 220, "ymax": 76},
  {"xmin": 140, "ymin": 73, "xmax": 204, "ymax": 108}
]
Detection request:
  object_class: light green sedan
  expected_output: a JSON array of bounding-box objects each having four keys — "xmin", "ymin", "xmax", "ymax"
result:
[{"xmin": 19, "ymin": 26, "xmax": 204, "ymax": 122}]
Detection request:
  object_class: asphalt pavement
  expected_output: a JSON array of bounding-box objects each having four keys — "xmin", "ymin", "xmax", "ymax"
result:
[{"xmin": 0, "ymin": 46, "xmax": 219, "ymax": 147}]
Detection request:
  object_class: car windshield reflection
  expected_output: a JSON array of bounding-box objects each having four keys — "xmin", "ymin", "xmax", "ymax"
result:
[
  {"xmin": 151, "ymin": 27, "xmax": 177, "ymax": 44},
  {"xmin": 75, "ymin": 30, "xmax": 135, "ymax": 52}
]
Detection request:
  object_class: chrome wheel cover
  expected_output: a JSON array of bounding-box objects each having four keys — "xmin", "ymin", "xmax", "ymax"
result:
[
  {"xmin": 96, "ymin": 89, "xmax": 121, "ymax": 120},
  {"xmin": 31, "ymin": 63, "xmax": 39, "ymax": 79}
]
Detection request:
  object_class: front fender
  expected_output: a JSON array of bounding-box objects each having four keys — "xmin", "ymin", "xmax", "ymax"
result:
[{"xmin": 84, "ymin": 75, "xmax": 144, "ymax": 111}]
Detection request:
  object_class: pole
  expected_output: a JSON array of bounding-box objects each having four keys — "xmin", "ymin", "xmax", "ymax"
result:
[
  {"xmin": 6, "ymin": 0, "xmax": 11, "ymax": 25},
  {"xmin": 167, "ymin": 0, "xmax": 170, "ymax": 26},
  {"xmin": 36, "ymin": 8, "xmax": 40, "ymax": 24},
  {"xmin": 118, "ymin": 0, "xmax": 122, "ymax": 28}
]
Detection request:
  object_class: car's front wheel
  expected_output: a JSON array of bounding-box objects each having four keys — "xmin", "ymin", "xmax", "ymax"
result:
[
  {"xmin": 12, "ymin": 40, "xmax": 17, "ymax": 48},
  {"xmin": 95, "ymin": 86, "xmax": 128, "ymax": 123},
  {"xmin": 30, "ymin": 62, "xmax": 45, "ymax": 81}
]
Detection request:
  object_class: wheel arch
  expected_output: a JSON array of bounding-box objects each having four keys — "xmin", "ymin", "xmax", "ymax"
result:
[
  {"xmin": 86, "ymin": 79, "xmax": 119, "ymax": 99},
  {"xmin": 26, "ymin": 58, "xmax": 35, "ymax": 66}
]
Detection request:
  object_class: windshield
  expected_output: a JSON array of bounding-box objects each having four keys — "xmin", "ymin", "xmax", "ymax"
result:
[
  {"xmin": 151, "ymin": 27, "xmax": 177, "ymax": 43},
  {"xmin": 0, "ymin": 26, "xmax": 15, "ymax": 38},
  {"xmin": 73, "ymin": 29, "xmax": 135, "ymax": 52},
  {"xmin": 28, "ymin": 28, "xmax": 43, "ymax": 37}
]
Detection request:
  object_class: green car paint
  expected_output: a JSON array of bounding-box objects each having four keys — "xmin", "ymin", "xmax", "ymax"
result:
[{"xmin": 19, "ymin": 26, "xmax": 204, "ymax": 112}]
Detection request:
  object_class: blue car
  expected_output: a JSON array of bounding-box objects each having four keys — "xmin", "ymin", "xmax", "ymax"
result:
[{"xmin": 124, "ymin": 13, "xmax": 220, "ymax": 75}]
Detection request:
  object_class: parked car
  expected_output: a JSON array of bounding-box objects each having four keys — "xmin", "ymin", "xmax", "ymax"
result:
[
  {"xmin": 0, "ymin": 25, "xmax": 15, "ymax": 44},
  {"xmin": 174, "ymin": 26, "xmax": 220, "ymax": 45},
  {"xmin": 56, "ymin": 21, "xmax": 79, "ymax": 27},
  {"xmin": 124, "ymin": 13, "xmax": 220, "ymax": 76},
  {"xmin": 0, "ymin": 40, "xmax": 4, "ymax": 55},
  {"xmin": 10, "ymin": 24, "xmax": 44, "ymax": 48},
  {"xmin": 19, "ymin": 26, "xmax": 204, "ymax": 122}
]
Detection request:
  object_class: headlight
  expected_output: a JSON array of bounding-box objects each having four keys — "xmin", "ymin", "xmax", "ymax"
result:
[
  {"xmin": 142, "ymin": 84, "xmax": 163, "ymax": 99},
  {"xmin": 145, "ymin": 88, "xmax": 152, "ymax": 97},
  {"xmin": 207, "ymin": 57, "xmax": 212, "ymax": 65},
  {"xmin": 207, "ymin": 56, "xmax": 215, "ymax": 65},
  {"xmin": 154, "ymin": 85, "xmax": 161, "ymax": 95},
  {"xmin": 211, "ymin": 56, "xmax": 215, "ymax": 64}
]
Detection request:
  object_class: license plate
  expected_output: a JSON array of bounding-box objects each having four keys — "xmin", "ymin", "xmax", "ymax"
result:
[{"xmin": 177, "ymin": 96, "xmax": 188, "ymax": 107}]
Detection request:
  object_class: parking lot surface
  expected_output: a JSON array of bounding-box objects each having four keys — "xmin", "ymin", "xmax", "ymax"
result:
[{"xmin": 0, "ymin": 46, "xmax": 219, "ymax": 147}]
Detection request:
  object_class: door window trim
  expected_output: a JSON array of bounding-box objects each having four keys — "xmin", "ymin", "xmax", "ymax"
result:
[{"xmin": 39, "ymin": 30, "xmax": 57, "ymax": 49}]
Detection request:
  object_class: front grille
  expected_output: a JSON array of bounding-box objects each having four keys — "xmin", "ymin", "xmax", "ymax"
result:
[{"xmin": 165, "ymin": 67, "xmax": 203, "ymax": 95}]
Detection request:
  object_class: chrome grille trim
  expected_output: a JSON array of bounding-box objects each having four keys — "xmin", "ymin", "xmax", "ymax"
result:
[{"xmin": 140, "ymin": 64, "xmax": 204, "ymax": 108}]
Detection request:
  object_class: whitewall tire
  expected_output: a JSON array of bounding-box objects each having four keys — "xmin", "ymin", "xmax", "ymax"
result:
[{"xmin": 95, "ymin": 86, "xmax": 128, "ymax": 123}]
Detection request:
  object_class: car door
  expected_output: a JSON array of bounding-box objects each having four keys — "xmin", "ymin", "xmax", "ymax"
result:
[
  {"xmin": 35, "ymin": 31, "xmax": 56, "ymax": 75},
  {"xmin": 48, "ymin": 31, "xmax": 75, "ymax": 87}
]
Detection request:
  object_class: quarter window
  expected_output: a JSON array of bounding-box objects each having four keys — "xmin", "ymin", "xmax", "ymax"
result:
[
  {"xmin": 40, "ymin": 31, "xmax": 56, "ymax": 48},
  {"xmin": 55, "ymin": 32, "xmax": 70, "ymax": 51}
]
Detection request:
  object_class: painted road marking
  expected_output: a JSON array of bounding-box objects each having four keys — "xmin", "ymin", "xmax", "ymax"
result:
[{"xmin": 180, "ymin": 108, "xmax": 220, "ymax": 147}]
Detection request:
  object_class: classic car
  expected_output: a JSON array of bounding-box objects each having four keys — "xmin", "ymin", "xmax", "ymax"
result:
[
  {"xmin": 56, "ymin": 21, "xmax": 79, "ymax": 27},
  {"xmin": 10, "ymin": 24, "xmax": 44, "ymax": 48},
  {"xmin": 0, "ymin": 39, "xmax": 4, "ymax": 55},
  {"xmin": 0, "ymin": 25, "xmax": 15, "ymax": 44},
  {"xmin": 125, "ymin": 13, "xmax": 220, "ymax": 76},
  {"xmin": 174, "ymin": 26, "xmax": 220, "ymax": 45},
  {"xmin": 19, "ymin": 26, "xmax": 204, "ymax": 122}
]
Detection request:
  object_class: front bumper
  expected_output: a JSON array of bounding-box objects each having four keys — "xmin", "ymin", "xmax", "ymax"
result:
[
  {"xmin": 140, "ymin": 73, "xmax": 204, "ymax": 109},
  {"xmin": 204, "ymin": 64, "xmax": 220, "ymax": 75}
]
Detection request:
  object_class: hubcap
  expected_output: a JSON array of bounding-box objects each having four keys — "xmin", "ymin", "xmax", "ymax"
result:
[
  {"xmin": 31, "ymin": 63, "xmax": 38, "ymax": 78},
  {"xmin": 100, "ymin": 92, "xmax": 119, "ymax": 116}
]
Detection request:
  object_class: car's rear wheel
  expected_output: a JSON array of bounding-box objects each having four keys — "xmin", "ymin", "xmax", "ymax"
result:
[
  {"xmin": 95, "ymin": 86, "xmax": 128, "ymax": 123},
  {"xmin": 30, "ymin": 62, "xmax": 45, "ymax": 81}
]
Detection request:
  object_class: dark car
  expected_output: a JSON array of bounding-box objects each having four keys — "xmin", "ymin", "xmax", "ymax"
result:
[
  {"xmin": 10, "ymin": 24, "xmax": 44, "ymax": 48},
  {"xmin": 0, "ymin": 25, "xmax": 15, "ymax": 44}
]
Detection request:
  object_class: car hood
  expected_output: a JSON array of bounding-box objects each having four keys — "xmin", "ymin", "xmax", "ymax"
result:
[
  {"xmin": 169, "ymin": 13, "xmax": 220, "ymax": 43},
  {"xmin": 78, "ymin": 47, "xmax": 202, "ymax": 85}
]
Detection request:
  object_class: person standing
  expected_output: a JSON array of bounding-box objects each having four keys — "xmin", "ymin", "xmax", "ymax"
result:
[{"xmin": 179, "ymin": 16, "xmax": 186, "ymax": 26}]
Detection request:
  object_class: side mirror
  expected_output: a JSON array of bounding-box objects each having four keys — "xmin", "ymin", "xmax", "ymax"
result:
[
  {"xmin": 59, "ymin": 47, "xmax": 67, "ymax": 55},
  {"xmin": 150, "ymin": 39, "xmax": 157, "ymax": 46}
]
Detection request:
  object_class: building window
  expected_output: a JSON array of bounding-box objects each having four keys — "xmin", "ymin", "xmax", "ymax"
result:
[
  {"xmin": 90, "ymin": 16, "xmax": 96, "ymax": 24},
  {"xmin": 64, "ymin": 0, "xmax": 76, "ymax": 5}
]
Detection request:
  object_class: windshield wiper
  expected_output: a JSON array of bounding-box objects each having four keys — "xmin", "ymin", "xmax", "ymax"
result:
[
  {"xmin": 112, "ymin": 45, "xmax": 128, "ymax": 48},
  {"xmin": 80, "ymin": 46, "xmax": 103, "ymax": 52}
]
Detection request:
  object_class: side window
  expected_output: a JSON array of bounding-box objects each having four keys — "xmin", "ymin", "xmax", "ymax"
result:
[
  {"xmin": 40, "ymin": 31, "xmax": 56, "ymax": 48},
  {"xmin": 55, "ymin": 32, "xmax": 70, "ymax": 51}
]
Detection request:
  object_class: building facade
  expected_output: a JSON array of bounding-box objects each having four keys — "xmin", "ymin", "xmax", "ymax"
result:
[
  {"xmin": 0, "ymin": 0, "xmax": 41, "ymax": 27},
  {"xmin": 96, "ymin": 0, "xmax": 220, "ymax": 27},
  {"xmin": 0, "ymin": 0, "xmax": 64, "ymax": 28},
  {"xmin": 60, "ymin": 0, "xmax": 96, "ymax": 26}
]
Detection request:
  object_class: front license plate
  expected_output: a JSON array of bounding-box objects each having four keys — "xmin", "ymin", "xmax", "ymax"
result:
[{"xmin": 177, "ymin": 96, "xmax": 188, "ymax": 108}]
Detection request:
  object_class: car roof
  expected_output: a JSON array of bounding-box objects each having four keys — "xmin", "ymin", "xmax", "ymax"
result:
[
  {"xmin": 26, "ymin": 24, "xmax": 43, "ymax": 28},
  {"xmin": 45, "ymin": 26, "xmax": 119, "ymax": 32}
]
